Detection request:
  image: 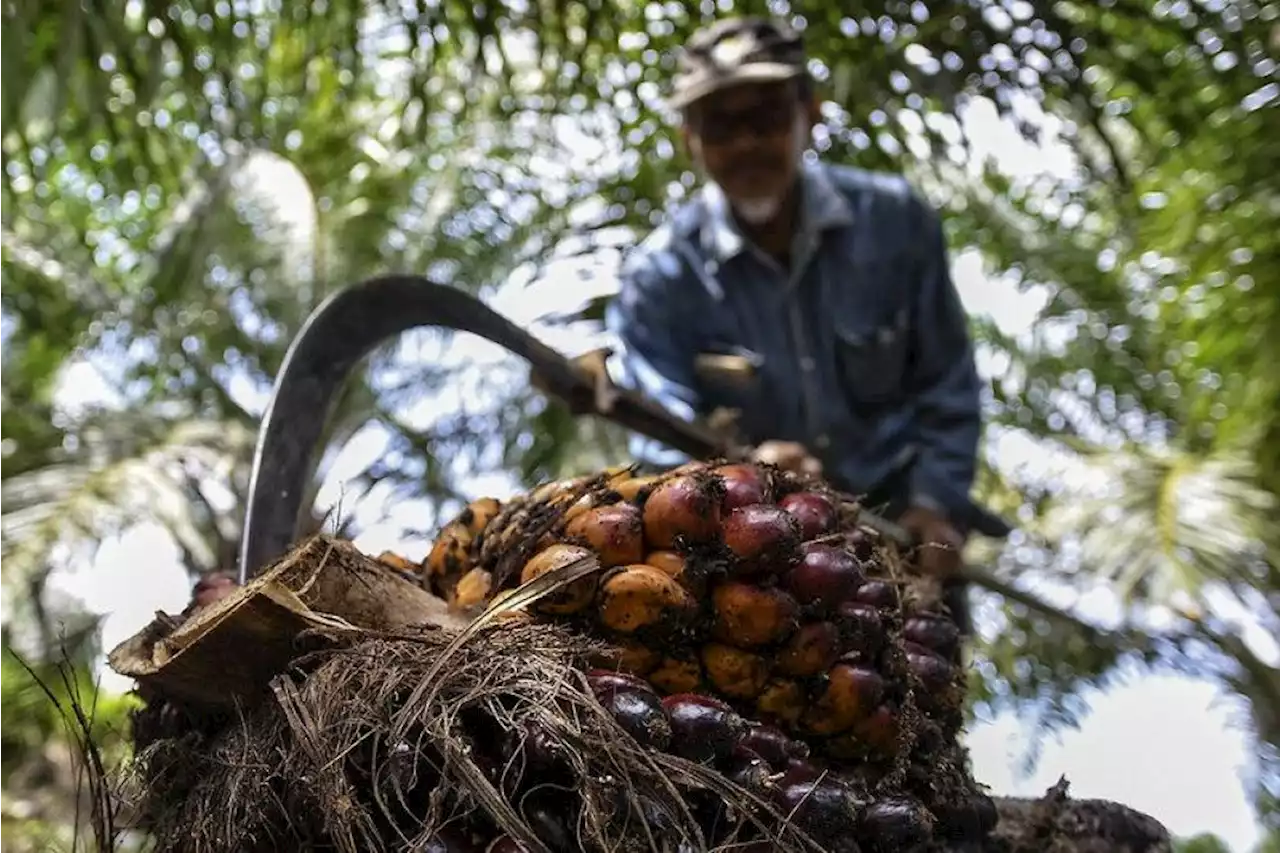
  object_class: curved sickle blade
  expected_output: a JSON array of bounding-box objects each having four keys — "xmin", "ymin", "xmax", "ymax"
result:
[
  {"xmin": 238, "ymin": 274, "xmax": 1011, "ymax": 582},
  {"xmin": 237, "ymin": 274, "xmax": 728, "ymax": 581}
]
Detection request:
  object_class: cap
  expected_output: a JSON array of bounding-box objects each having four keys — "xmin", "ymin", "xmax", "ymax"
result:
[{"xmin": 668, "ymin": 17, "xmax": 807, "ymax": 110}]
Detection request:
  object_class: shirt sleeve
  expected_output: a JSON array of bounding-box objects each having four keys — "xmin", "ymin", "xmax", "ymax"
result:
[
  {"xmin": 905, "ymin": 199, "xmax": 982, "ymax": 520},
  {"xmin": 603, "ymin": 248, "xmax": 702, "ymax": 471}
]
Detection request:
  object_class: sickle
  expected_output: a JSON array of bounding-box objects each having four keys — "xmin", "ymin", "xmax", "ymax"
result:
[
  {"xmin": 232, "ymin": 277, "xmax": 1121, "ymax": 684},
  {"xmin": 236, "ymin": 274, "xmax": 737, "ymax": 582},
  {"xmin": 237, "ymin": 274, "xmax": 1009, "ymax": 583}
]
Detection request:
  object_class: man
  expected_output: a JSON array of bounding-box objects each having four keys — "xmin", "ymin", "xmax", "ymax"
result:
[{"xmin": 603, "ymin": 16, "xmax": 985, "ymax": 630}]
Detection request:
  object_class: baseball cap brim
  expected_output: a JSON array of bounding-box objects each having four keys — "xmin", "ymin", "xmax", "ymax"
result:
[{"xmin": 666, "ymin": 62, "xmax": 805, "ymax": 110}]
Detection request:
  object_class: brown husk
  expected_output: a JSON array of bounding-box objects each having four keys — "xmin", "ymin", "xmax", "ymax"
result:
[{"xmin": 108, "ymin": 535, "xmax": 468, "ymax": 709}]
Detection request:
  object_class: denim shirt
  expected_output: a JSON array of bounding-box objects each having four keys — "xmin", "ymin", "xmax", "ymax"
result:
[{"xmin": 603, "ymin": 160, "xmax": 982, "ymax": 521}]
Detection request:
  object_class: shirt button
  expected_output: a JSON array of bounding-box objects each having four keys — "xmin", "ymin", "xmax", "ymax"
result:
[
  {"xmin": 815, "ymin": 434, "xmax": 830, "ymax": 450},
  {"xmin": 800, "ymin": 356, "xmax": 815, "ymax": 371}
]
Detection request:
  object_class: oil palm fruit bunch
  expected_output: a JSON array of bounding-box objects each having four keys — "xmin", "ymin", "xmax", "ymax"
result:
[
  {"xmin": 440, "ymin": 665, "xmax": 943, "ymax": 852},
  {"xmin": 579, "ymin": 669, "xmax": 943, "ymax": 852},
  {"xmin": 421, "ymin": 461, "xmax": 971, "ymax": 775},
  {"xmin": 378, "ymin": 666, "xmax": 952, "ymax": 853}
]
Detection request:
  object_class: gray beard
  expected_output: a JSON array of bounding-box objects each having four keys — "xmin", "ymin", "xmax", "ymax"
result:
[
  {"xmin": 706, "ymin": 109, "xmax": 812, "ymax": 227},
  {"xmin": 733, "ymin": 196, "xmax": 784, "ymax": 224}
]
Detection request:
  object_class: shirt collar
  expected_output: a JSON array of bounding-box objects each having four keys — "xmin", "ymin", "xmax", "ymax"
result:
[{"xmin": 698, "ymin": 160, "xmax": 855, "ymax": 262}]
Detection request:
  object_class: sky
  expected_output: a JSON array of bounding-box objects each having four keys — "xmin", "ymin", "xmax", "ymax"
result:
[{"xmin": 31, "ymin": 52, "xmax": 1269, "ymax": 853}]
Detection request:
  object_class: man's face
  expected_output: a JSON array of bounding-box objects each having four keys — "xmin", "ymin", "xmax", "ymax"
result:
[{"xmin": 682, "ymin": 80, "xmax": 817, "ymax": 218}]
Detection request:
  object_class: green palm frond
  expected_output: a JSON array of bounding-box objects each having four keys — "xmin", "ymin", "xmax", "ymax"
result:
[
  {"xmin": 1038, "ymin": 442, "xmax": 1276, "ymax": 606},
  {"xmin": 1, "ymin": 412, "xmax": 256, "ymax": 586},
  {"xmin": 970, "ymin": 439, "xmax": 1278, "ymax": 786}
]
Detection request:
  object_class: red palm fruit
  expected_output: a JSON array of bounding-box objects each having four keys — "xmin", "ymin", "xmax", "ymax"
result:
[
  {"xmin": 590, "ymin": 641, "xmax": 662, "ymax": 676},
  {"xmin": 772, "ymin": 779, "xmax": 862, "ymax": 853},
  {"xmin": 642, "ymin": 474, "xmax": 723, "ymax": 549},
  {"xmin": 596, "ymin": 687, "xmax": 672, "ymax": 750},
  {"xmin": 905, "ymin": 642, "xmax": 956, "ymax": 695},
  {"xmin": 778, "ymin": 491, "xmax": 839, "ymax": 540},
  {"xmin": 712, "ymin": 462, "xmax": 768, "ymax": 510},
  {"xmin": 844, "ymin": 527, "xmax": 877, "ymax": 561},
  {"xmin": 662, "ymin": 694, "xmax": 745, "ymax": 764},
  {"xmin": 701, "ymin": 642, "xmax": 770, "ymax": 699},
  {"xmin": 785, "ymin": 542, "xmax": 863, "ymax": 612},
  {"xmin": 755, "ymin": 678, "xmax": 806, "ymax": 725},
  {"xmin": 597, "ymin": 564, "xmax": 696, "ymax": 634},
  {"xmin": 851, "ymin": 705, "xmax": 900, "ymax": 758},
  {"xmin": 738, "ymin": 723, "xmax": 809, "ymax": 771},
  {"xmin": 721, "ymin": 504, "xmax": 803, "ymax": 577},
  {"xmin": 519, "ymin": 544, "xmax": 598, "ymax": 615},
  {"xmin": 648, "ymin": 653, "xmax": 704, "ymax": 694},
  {"xmin": 858, "ymin": 796, "xmax": 936, "ymax": 852},
  {"xmin": 728, "ymin": 747, "xmax": 774, "ymax": 795},
  {"xmin": 780, "ymin": 756, "xmax": 826, "ymax": 786},
  {"xmin": 644, "ymin": 550, "xmax": 700, "ymax": 594},
  {"xmin": 564, "ymin": 503, "xmax": 645, "ymax": 568},
  {"xmin": 903, "ymin": 612, "xmax": 961, "ymax": 658},
  {"xmin": 852, "ymin": 579, "xmax": 898, "ymax": 608},
  {"xmin": 503, "ymin": 720, "xmax": 565, "ymax": 775}
]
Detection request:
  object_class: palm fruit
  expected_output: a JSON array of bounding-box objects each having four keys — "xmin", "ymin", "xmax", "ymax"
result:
[
  {"xmin": 564, "ymin": 503, "xmax": 646, "ymax": 567},
  {"xmin": 777, "ymin": 491, "xmax": 839, "ymax": 540},
  {"xmin": 719, "ymin": 503, "xmax": 803, "ymax": 576},
  {"xmin": 640, "ymin": 471, "xmax": 724, "ymax": 549},
  {"xmin": 579, "ymin": 670, "xmax": 936, "ymax": 852},
  {"xmin": 421, "ymin": 459, "xmax": 991, "ymax": 846},
  {"xmin": 422, "ymin": 462, "xmax": 924, "ymax": 750},
  {"xmin": 424, "ymin": 495, "xmax": 501, "ymax": 604},
  {"xmin": 520, "ymin": 543, "xmax": 599, "ymax": 615},
  {"xmin": 452, "ymin": 568, "xmax": 494, "ymax": 611},
  {"xmin": 896, "ymin": 592, "xmax": 968, "ymax": 740}
]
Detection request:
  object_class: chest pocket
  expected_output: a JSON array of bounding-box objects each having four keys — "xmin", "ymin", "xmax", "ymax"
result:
[{"xmin": 833, "ymin": 304, "xmax": 912, "ymax": 405}]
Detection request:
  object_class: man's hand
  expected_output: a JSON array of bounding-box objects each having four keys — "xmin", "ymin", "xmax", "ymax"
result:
[
  {"xmin": 897, "ymin": 505, "xmax": 965, "ymax": 578},
  {"xmin": 751, "ymin": 440, "xmax": 823, "ymax": 478}
]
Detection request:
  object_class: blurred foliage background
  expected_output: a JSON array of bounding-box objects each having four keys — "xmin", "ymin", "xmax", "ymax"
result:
[{"xmin": 1, "ymin": 0, "xmax": 1277, "ymax": 849}]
